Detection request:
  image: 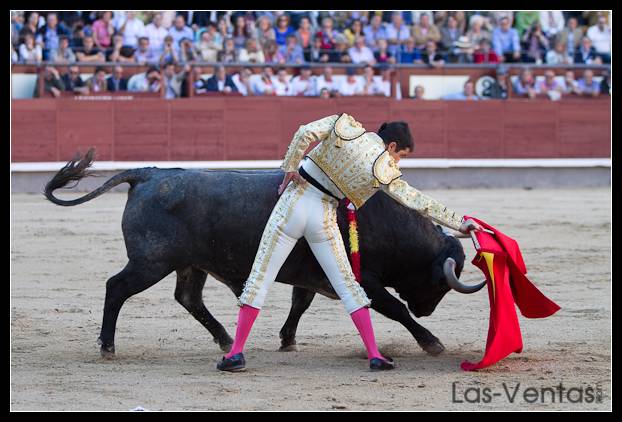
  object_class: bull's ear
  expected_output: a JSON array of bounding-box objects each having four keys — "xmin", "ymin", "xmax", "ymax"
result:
[{"xmin": 436, "ymin": 224, "xmax": 444, "ymax": 233}]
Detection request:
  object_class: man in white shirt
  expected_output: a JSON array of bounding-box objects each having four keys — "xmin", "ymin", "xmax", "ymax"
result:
[
  {"xmin": 315, "ymin": 65, "xmax": 339, "ymax": 96},
  {"xmin": 348, "ymin": 36, "xmax": 376, "ymax": 65},
  {"xmin": 587, "ymin": 14, "xmax": 611, "ymax": 63},
  {"xmin": 385, "ymin": 12, "xmax": 410, "ymax": 56},
  {"xmin": 116, "ymin": 11, "xmax": 145, "ymax": 48},
  {"xmin": 273, "ymin": 68, "xmax": 293, "ymax": 96},
  {"xmin": 338, "ymin": 67, "xmax": 364, "ymax": 96},
  {"xmin": 290, "ymin": 65, "xmax": 317, "ymax": 96},
  {"xmin": 539, "ymin": 11, "xmax": 565, "ymax": 38},
  {"xmin": 145, "ymin": 12, "xmax": 169, "ymax": 56}
]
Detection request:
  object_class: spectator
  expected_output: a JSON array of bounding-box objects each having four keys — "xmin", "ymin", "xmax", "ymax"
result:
[
  {"xmin": 364, "ymin": 64, "xmax": 391, "ymax": 97},
  {"xmin": 587, "ymin": 14, "xmax": 611, "ymax": 63},
  {"xmin": 231, "ymin": 15, "xmax": 251, "ymax": 51},
  {"xmin": 473, "ymin": 38, "xmax": 499, "ymax": 64},
  {"xmin": 344, "ymin": 19, "xmax": 365, "ymax": 47},
  {"xmin": 18, "ymin": 33, "xmax": 42, "ymax": 63},
  {"xmin": 492, "ymin": 17, "xmax": 521, "ymax": 63},
  {"xmin": 76, "ymin": 35, "xmax": 105, "ymax": 62},
  {"xmin": 465, "ymin": 14, "xmax": 491, "ymax": 49},
  {"xmin": 419, "ymin": 40, "xmax": 445, "ymax": 67},
  {"xmin": 107, "ymin": 65, "xmax": 128, "ymax": 91},
  {"xmin": 179, "ymin": 38, "xmax": 198, "ymax": 64},
  {"xmin": 521, "ymin": 22, "xmax": 549, "ymax": 63},
  {"xmin": 92, "ymin": 11, "xmax": 114, "ymax": 50},
  {"xmin": 536, "ymin": 69, "xmax": 564, "ymax": 100},
  {"xmin": 546, "ymin": 40, "xmax": 573, "ymax": 65},
  {"xmin": 318, "ymin": 87, "xmax": 331, "ymax": 99},
  {"xmin": 452, "ymin": 36, "xmax": 475, "ymax": 64},
  {"xmin": 50, "ymin": 35, "xmax": 76, "ymax": 63},
  {"xmin": 331, "ymin": 35, "xmax": 353, "ymax": 63},
  {"xmin": 116, "ymin": 11, "xmax": 146, "ymax": 49},
  {"xmin": 274, "ymin": 14, "xmax": 295, "ymax": 47},
  {"xmin": 374, "ymin": 38, "xmax": 395, "ymax": 64},
  {"xmin": 562, "ymin": 70, "xmax": 579, "ymax": 96},
  {"xmin": 215, "ymin": 17, "xmax": 232, "ymax": 46},
  {"xmin": 196, "ymin": 27, "xmax": 221, "ymax": 62},
  {"xmin": 254, "ymin": 15, "xmax": 276, "ymax": 50},
  {"xmin": 162, "ymin": 62, "xmax": 190, "ymax": 99},
  {"xmin": 399, "ymin": 37, "xmax": 421, "ymax": 63},
  {"xmin": 514, "ymin": 11, "xmax": 540, "ymax": 37},
  {"xmin": 310, "ymin": 36, "xmax": 329, "ymax": 62},
  {"xmin": 295, "ymin": 16, "xmax": 313, "ymax": 61},
  {"xmin": 36, "ymin": 13, "xmax": 70, "ymax": 60},
  {"xmin": 513, "ymin": 68, "xmax": 537, "ymax": 99},
  {"xmin": 539, "ymin": 11, "xmax": 565, "ymax": 39},
  {"xmin": 86, "ymin": 67, "xmax": 108, "ymax": 93},
  {"xmin": 231, "ymin": 67, "xmax": 254, "ymax": 96},
  {"xmin": 127, "ymin": 66, "xmax": 161, "ymax": 93},
  {"xmin": 440, "ymin": 15, "xmax": 462, "ymax": 62},
  {"xmin": 488, "ymin": 66, "xmax": 509, "ymax": 99},
  {"xmin": 168, "ymin": 15, "xmax": 193, "ymax": 51},
  {"xmin": 273, "ymin": 67, "xmax": 293, "ymax": 96},
  {"xmin": 338, "ymin": 67, "xmax": 364, "ymax": 96},
  {"xmin": 18, "ymin": 12, "xmax": 39, "ymax": 46},
  {"xmin": 108, "ymin": 33, "xmax": 136, "ymax": 62},
  {"xmin": 385, "ymin": 12, "xmax": 410, "ymax": 56},
  {"xmin": 263, "ymin": 39, "xmax": 285, "ymax": 64},
  {"xmin": 134, "ymin": 36, "xmax": 157, "ymax": 64},
  {"xmin": 348, "ymin": 35, "xmax": 376, "ymax": 64},
  {"xmin": 252, "ymin": 66, "xmax": 277, "ymax": 96},
  {"xmin": 159, "ymin": 35, "xmax": 180, "ymax": 65},
  {"xmin": 557, "ymin": 17, "xmax": 583, "ymax": 58},
  {"xmin": 206, "ymin": 65, "xmax": 238, "ymax": 93},
  {"xmin": 145, "ymin": 12, "xmax": 169, "ymax": 56},
  {"xmin": 364, "ymin": 14, "xmax": 387, "ymax": 52},
  {"xmin": 574, "ymin": 37, "xmax": 602, "ymax": 65},
  {"xmin": 442, "ymin": 80, "xmax": 480, "ymax": 100},
  {"xmin": 238, "ymin": 38, "xmax": 266, "ymax": 63},
  {"xmin": 290, "ymin": 65, "xmax": 316, "ymax": 96},
  {"xmin": 34, "ymin": 66, "xmax": 65, "ymax": 98},
  {"xmin": 316, "ymin": 17, "xmax": 338, "ymax": 51},
  {"xmin": 599, "ymin": 69, "xmax": 610, "ymax": 96},
  {"xmin": 412, "ymin": 13, "xmax": 441, "ymax": 50},
  {"xmin": 61, "ymin": 65, "xmax": 88, "ymax": 94},
  {"xmin": 576, "ymin": 69, "xmax": 601, "ymax": 97},
  {"xmin": 192, "ymin": 66, "xmax": 208, "ymax": 94},
  {"xmin": 413, "ymin": 84, "xmax": 425, "ymax": 99},
  {"xmin": 11, "ymin": 44, "xmax": 19, "ymax": 64},
  {"xmin": 71, "ymin": 25, "xmax": 85, "ymax": 50},
  {"xmin": 315, "ymin": 65, "xmax": 339, "ymax": 96}
]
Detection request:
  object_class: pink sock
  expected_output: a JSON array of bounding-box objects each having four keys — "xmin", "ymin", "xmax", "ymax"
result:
[
  {"xmin": 350, "ymin": 307, "xmax": 385, "ymax": 360},
  {"xmin": 225, "ymin": 305, "xmax": 260, "ymax": 359}
]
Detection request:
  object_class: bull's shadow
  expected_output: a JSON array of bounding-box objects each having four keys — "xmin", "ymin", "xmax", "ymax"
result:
[{"xmin": 45, "ymin": 149, "xmax": 480, "ymax": 361}]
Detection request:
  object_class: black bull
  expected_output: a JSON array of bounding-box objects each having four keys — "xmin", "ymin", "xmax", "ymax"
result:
[{"xmin": 45, "ymin": 150, "xmax": 478, "ymax": 359}]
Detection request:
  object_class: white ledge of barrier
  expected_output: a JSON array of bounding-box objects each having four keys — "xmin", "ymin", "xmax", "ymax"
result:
[{"xmin": 10, "ymin": 158, "xmax": 611, "ymax": 172}]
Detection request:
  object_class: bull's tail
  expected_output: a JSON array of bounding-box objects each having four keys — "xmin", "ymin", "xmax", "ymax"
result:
[{"xmin": 44, "ymin": 148, "xmax": 149, "ymax": 206}]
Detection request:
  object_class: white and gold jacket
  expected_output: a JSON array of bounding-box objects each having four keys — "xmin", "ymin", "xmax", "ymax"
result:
[{"xmin": 280, "ymin": 113, "xmax": 464, "ymax": 231}]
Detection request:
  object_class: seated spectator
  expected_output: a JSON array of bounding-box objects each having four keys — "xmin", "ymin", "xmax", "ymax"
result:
[
  {"xmin": 108, "ymin": 33, "xmax": 136, "ymax": 63},
  {"xmin": 134, "ymin": 37, "xmax": 157, "ymax": 65},
  {"xmin": 196, "ymin": 30, "xmax": 221, "ymax": 62},
  {"xmin": 217, "ymin": 38, "xmax": 238, "ymax": 63},
  {"xmin": 92, "ymin": 11, "xmax": 114, "ymax": 50},
  {"xmin": 488, "ymin": 66, "xmax": 509, "ymax": 99},
  {"xmin": 71, "ymin": 25, "xmax": 85, "ymax": 50},
  {"xmin": 536, "ymin": 70, "xmax": 564, "ymax": 100},
  {"xmin": 348, "ymin": 35, "xmax": 376, "ymax": 64},
  {"xmin": 442, "ymin": 80, "xmax": 480, "ymax": 100},
  {"xmin": 206, "ymin": 65, "xmax": 238, "ymax": 93},
  {"xmin": 419, "ymin": 40, "xmax": 445, "ymax": 67},
  {"xmin": 315, "ymin": 16, "xmax": 338, "ymax": 52},
  {"xmin": 179, "ymin": 38, "xmax": 198, "ymax": 64},
  {"xmin": 374, "ymin": 39, "xmax": 396, "ymax": 64},
  {"xmin": 61, "ymin": 65, "xmax": 88, "ymax": 94},
  {"xmin": 18, "ymin": 12, "xmax": 39, "ymax": 47},
  {"xmin": 279, "ymin": 34, "xmax": 305, "ymax": 64},
  {"xmin": 127, "ymin": 66, "xmax": 162, "ymax": 93},
  {"xmin": 34, "ymin": 66, "xmax": 65, "ymax": 98},
  {"xmin": 11, "ymin": 44, "xmax": 19, "ymax": 63},
  {"xmin": 399, "ymin": 37, "xmax": 421, "ymax": 63},
  {"xmin": 50, "ymin": 35, "xmax": 76, "ymax": 63},
  {"xmin": 521, "ymin": 22, "xmax": 549, "ymax": 63},
  {"xmin": 513, "ymin": 68, "xmax": 537, "ymax": 99},
  {"xmin": 168, "ymin": 15, "xmax": 193, "ymax": 51},
  {"xmin": 492, "ymin": 16, "xmax": 521, "ymax": 63},
  {"xmin": 295, "ymin": 16, "xmax": 313, "ymax": 61},
  {"xmin": 452, "ymin": 36, "xmax": 475, "ymax": 64},
  {"xmin": 412, "ymin": 13, "xmax": 441, "ymax": 50},
  {"xmin": 252, "ymin": 67, "xmax": 277, "ymax": 96},
  {"xmin": 338, "ymin": 67, "xmax": 364, "ymax": 96},
  {"xmin": 107, "ymin": 65, "xmax": 128, "ymax": 92},
  {"xmin": 557, "ymin": 17, "xmax": 583, "ymax": 58},
  {"xmin": 413, "ymin": 84, "xmax": 425, "ymax": 100},
  {"xmin": 361, "ymin": 63, "xmax": 391, "ymax": 96},
  {"xmin": 473, "ymin": 38, "xmax": 499, "ymax": 64},
  {"xmin": 237, "ymin": 38, "xmax": 265, "ymax": 64},
  {"xmin": 539, "ymin": 11, "xmax": 565, "ymax": 39},
  {"xmin": 315, "ymin": 66, "xmax": 339, "ymax": 96},
  {"xmin": 274, "ymin": 14, "xmax": 295, "ymax": 47},
  {"xmin": 600, "ymin": 69, "xmax": 610, "ymax": 95},
  {"xmin": 586, "ymin": 14, "xmax": 611, "ymax": 63},
  {"xmin": 330, "ymin": 34, "xmax": 353, "ymax": 63},
  {"xmin": 116, "ymin": 11, "xmax": 146, "ymax": 49},
  {"xmin": 546, "ymin": 41, "xmax": 573, "ymax": 65},
  {"xmin": 76, "ymin": 35, "xmax": 105, "ymax": 62},
  {"xmin": 254, "ymin": 15, "xmax": 276, "ymax": 50},
  {"xmin": 465, "ymin": 15, "xmax": 491, "ymax": 50},
  {"xmin": 364, "ymin": 14, "xmax": 387, "ymax": 52},
  {"xmin": 86, "ymin": 67, "xmax": 108, "ymax": 93},
  {"xmin": 192, "ymin": 66, "xmax": 208, "ymax": 94},
  {"xmin": 562, "ymin": 70, "xmax": 579, "ymax": 96},
  {"xmin": 18, "ymin": 33, "xmax": 42, "ymax": 63},
  {"xmin": 273, "ymin": 67, "xmax": 293, "ymax": 96},
  {"xmin": 263, "ymin": 39, "xmax": 285, "ymax": 64},
  {"xmin": 344, "ymin": 19, "xmax": 366, "ymax": 47},
  {"xmin": 574, "ymin": 37, "xmax": 602, "ymax": 65},
  {"xmin": 162, "ymin": 62, "xmax": 190, "ymax": 99},
  {"xmin": 440, "ymin": 15, "xmax": 462, "ymax": 62},
  {"xmin": 231, "ymin": 15, "xmax": 251, "ymax": 51},
  {"xmin": 145, "ymin": 12, "xmax": 168, "ymax": 56},
  {"xmin": 318, "ymin": 87, "xmax": 331, "ymax": 99},
  {"xmin": 290, "ymin": 65, "xmax": 316, "ymax": 96},
  {"xmin": 36, "ymin": 12, "xmax": 70, "ymax": 61},
  {"xmin": 160, "ymin": 35, "xmax": 180, "ymax": 65},
  {"xmin": 514, "ymin": 11, "xmax": 540, "ymax": 38},
  {"xmin": 385, "ymin": 12, "xmax": 410, "ymax": 56},
  {"xmin": 576, "ymin": 69, "xmax": 601, "ymax": 97},
  {"xmin": 231, "ymin": 67, "xmax": 254, "ymax": 96},
  {"xmin": 309, "ymin": 36, "xmax": 329, "ymax": 63}
]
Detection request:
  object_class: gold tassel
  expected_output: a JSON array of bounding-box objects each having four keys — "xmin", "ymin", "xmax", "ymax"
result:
[
  {"xmin": 373, "ymin": 179, "xmax": 380, "ymax": 188},
  {"xmin": 335, "ymin": 138, "xmax": 344, "ymax": 148}
]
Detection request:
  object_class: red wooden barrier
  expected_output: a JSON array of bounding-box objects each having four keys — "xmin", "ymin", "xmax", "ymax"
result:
[{"xmin": 11, "ymin": 97, "xmax": 611, "ymax": 162}]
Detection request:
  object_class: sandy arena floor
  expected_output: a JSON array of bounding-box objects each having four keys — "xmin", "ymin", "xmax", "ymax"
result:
[{"xmin": 10, "ymin": 188, "xmax": 611, "ymax": 411}]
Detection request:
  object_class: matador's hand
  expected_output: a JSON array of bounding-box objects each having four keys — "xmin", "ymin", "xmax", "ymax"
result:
[
  {"xmin": 278, "ymin": 171, "xmax": 307, "ymax": 195},
  {"xmin": 459, "ymin": 218, "xmax": 483, "ymax": 235}
]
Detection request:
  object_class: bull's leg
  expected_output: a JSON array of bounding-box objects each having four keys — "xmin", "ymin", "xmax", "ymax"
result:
[
  {"xmin": 279, "ymin": 286, "xmax": 316, "ymax": 352},
  {"xmin": 360, "ymin": 270, "xmax": 445, "ymax": 356},
  {"xmin": 174, "ymin": 267, "xmax": 233, "ymax": 352},
  {"xmin": 98, "ymin": 260, "xmax": 173, "ymax": 359}
]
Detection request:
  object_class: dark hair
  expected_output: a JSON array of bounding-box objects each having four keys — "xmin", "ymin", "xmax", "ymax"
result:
[
  {"xmin": 377, "ymin": 121, "xmax": 414, "ymax": 152},
  {"xmin": 94, "ymin": 66, "xmax": 106, "ymax": 74}
]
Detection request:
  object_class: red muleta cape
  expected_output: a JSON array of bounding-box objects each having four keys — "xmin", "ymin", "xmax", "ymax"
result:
[{"xmin": 460, "ymin": 216, "xmax": 561, "ymax": 371}]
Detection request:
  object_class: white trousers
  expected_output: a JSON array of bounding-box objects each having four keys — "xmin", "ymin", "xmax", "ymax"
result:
[{"xmin": 238, "ymin": 180, "xmax": 371, "ymax": 314}]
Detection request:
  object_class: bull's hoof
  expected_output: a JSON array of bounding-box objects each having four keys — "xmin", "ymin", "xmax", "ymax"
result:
[
  {"xmin": 98, "ymin": 337, "xmax": 116, "ymax": 359},
  {"xmin": 279, "ymin": 344, "xmax": 298, "ymax": 352},
  {"xmin": 420, "ymin": 339, "xmax": 445, "ymax": 356}
]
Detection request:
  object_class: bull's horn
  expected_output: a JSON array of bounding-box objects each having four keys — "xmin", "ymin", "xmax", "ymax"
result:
[{"xmin": 443, "ymin": 257, "xmax": 486, "ymax": 294}]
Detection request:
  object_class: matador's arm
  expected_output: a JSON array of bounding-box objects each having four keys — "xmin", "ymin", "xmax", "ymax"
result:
[
  {"xmin": 280, "ymin": 114, "xmax": 340, "ymax": 172},
  {"xmin": 381, "ymin": 179, "xmax": 464, "ymax": 231}
]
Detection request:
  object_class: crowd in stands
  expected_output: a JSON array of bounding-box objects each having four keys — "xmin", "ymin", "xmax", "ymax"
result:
[{"xmin": 12, "ymin": 11, "xmax": 611, "ymax": 100}]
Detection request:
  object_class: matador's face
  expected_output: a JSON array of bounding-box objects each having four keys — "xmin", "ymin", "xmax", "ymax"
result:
[{"xmin": 386, "ymin": 142, "xmax": 411, "ymax": 163}]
